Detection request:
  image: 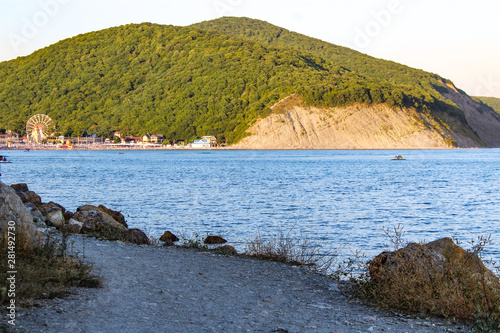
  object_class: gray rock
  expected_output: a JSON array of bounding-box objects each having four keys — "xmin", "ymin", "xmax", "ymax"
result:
[
  {"xmin": 24, "ymin": 202, "xmax": 45, "ymax": 223},
  {"xmin": 0, "ymin": 182, "xmax": 37, "ymax": 248},
  {"xmin": 77, "ymin": 204, "xmax": 128, "ymax": 228},
  {"xmin": 159, "ymin": 230, "xmax": 179, "ymax": 243},
  {"xmin": 10, "ymin": 183, "xmax": 29, "ymax": 192},
  {"xmin": 45, "ymin": 208, "xmax": 65, "ymax": 229},
  {"xmin": 24, "ymin": 202, "xmax": 38, "ymax": 211},
  {"xmin": 32, "ymin": 209, "xmax": 45, "ymax": 223},
  {"xmin": 127, "ymin": 228, "xmax": 150, "ymax": 245},
  {"xmin": 73, "ymin": 208, "xmax": 127, "ymax": 239},
  {"xmin": 17, "ymin": 190, "xmax": 42, "ymax": 206},
  {"xmin": 39, "ymin": 202, "xmax": 66, "ymax": 215},
  {"xmin": 33, "ymin": 220, "xmax": 48, "ymax": 230},
  {"xmin": 204, "ymin": 235, "xmax": 227, "ymax": 244},
  {"xmin": 62, "ymin": 219, "xmax": 83, "ymax": 234},
  {"xmin": 68, "ymin": 218, "xmax": 83, "ymax": 228}
]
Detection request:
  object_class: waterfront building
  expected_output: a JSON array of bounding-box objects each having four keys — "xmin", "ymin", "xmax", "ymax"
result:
[{"xmin": 191, "ymin": 136, "xmax": 217, "ymax": 148}]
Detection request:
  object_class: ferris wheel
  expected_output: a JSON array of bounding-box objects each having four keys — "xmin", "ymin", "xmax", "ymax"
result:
[{"xmin": 26, "ymin": 114, "xmax": 56, "ymax": 143}]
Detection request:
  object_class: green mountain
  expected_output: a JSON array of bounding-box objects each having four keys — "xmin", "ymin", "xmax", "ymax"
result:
[
  {"xmin": 474, "ymin": 96, "xmax": 500, "ymax": 114},
  {"xmin": 0, "ymin": 18, "xmax": 499, "ymax": 147},
  {"xmin": 193, "ymin": 17, "xmax": 500, "ymax": 147},
  {"xmin": 192, "ymin": 17, "xmax": 446, "ymax": 93}
]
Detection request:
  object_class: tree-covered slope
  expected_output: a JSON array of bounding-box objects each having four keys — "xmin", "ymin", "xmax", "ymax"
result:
[
  {"xmin": 0, "ymin": 20, "xmax": 483, "ymax": 145},
  {"xmin": 474, "ymin": 97, "xmax": 500, "ymax": 114},
  {"xmin": 192, "ymin": 17, "xmax": 451, "ymax": 94}
]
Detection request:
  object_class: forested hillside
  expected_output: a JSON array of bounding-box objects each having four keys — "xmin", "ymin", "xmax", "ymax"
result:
[
  {"xmin": 474, "ymin": 97, "xmax": 500, "ymax": 114},
  {"xmin": 193, "ymin": 17, "xmax": 452, "ymax": 94},
  {"xmin": 0, "ymin": 19, "xmax": 489, "ymax": 145}
]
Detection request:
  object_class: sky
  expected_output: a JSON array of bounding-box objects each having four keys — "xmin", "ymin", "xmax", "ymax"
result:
[{"xmin": 1, "ymin": 0, "xmax": 499, "ymax": 98}]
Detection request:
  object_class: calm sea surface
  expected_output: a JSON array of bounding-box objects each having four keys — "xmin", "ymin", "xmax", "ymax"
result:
[{"xmin": 1, "ymin": 149, "xmax": 499, "ymax": 259}]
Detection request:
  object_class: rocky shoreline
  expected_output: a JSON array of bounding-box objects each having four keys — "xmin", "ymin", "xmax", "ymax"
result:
[
  {"xmin": 0, "ymin": 182, "xmax": 477, "ymax": 332},
  {"xmin": 6, "ymin": 182, "xmax": 151, "ymax": 246}
]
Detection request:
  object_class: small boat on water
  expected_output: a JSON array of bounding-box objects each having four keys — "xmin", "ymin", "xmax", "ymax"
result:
[
  {"xmin": 0, "ymin": 155, "xmax": 11, "ymax": 163},
  {"xmin": 391, "ymin": 155, "xmax": 406, "ymax": 160}
]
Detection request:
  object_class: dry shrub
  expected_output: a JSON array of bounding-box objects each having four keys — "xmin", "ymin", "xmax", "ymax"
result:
[
  {"xmin": 0, "ymin": 232, "xmax": 101, "ymax": 306},
  {"xmin": 144, "ymin": 229, "xmax": 161, "ymax": 246},
  {"xmin": 245, "ymin": 230, "xmax": 336, "ymax": 273},
  {"xmin": 178, "ymin": 232, "xmax": 209, "ymax": 251}
]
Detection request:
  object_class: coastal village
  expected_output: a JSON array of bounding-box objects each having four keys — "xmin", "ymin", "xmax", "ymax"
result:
[{"xmin": 0, "ymin": 113, "xmax": 220, "ymax": 150}]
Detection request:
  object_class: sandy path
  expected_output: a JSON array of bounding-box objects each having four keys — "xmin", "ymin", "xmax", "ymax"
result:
[{"xmin": 14, "ymin": 235, "xmax": 469, "ymax": 333}]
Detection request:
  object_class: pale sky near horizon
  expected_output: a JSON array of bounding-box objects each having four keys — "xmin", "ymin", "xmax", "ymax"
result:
[{"xmin": 1, "ymin": 0, "xmax": 499, "ymax": 98}]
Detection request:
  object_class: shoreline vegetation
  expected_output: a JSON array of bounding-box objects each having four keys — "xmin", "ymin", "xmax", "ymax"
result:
[{"xmin": 1, "ymin": 182, "xmax": 500, "ymax": 331}]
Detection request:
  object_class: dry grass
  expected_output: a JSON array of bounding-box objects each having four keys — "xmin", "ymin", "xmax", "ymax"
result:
[
  {"xmin": 176, "ymin": 229, "xmax": 337, "ymax": 273},
  {"xmin": 144, "ymin": 229, "xmax": 161, "ymax": 246},
  {"xmin": 245, "ymin": 230, "xmax": 337, "ymax": 274},
  {"xmin": 178, "ymin": 232, "xmax": 209, "ymax": 251},
  {"xmin": 349, "ymin": 227, "xmax": 500, "ymax": 332},
  {"xmin": 0, "ymin": 231, "xmax": 101, "ymax": 307}
]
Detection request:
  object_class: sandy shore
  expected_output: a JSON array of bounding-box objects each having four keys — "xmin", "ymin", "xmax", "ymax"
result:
[{"xmin": 13, "ymin": 235, "xmax": 470, "ymax": 333}]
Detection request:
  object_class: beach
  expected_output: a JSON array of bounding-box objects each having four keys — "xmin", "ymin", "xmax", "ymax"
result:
[{"xmin": 14, "ymin": 234, "xmax": 469, "ymax": 333}]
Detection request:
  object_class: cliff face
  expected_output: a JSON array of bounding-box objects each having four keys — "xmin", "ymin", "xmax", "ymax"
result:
[
  {"xmin": 233, "ymin": 98, "xmax": 481, "ymax": 149},
  {"xmin": 441, "ymin": 87, "xmax": 500, "ymax": 147}
]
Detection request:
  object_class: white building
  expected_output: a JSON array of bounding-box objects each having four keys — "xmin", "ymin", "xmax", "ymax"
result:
[{"xmin": 191, "ymin": 136, "xmax": 217, "ymax": 148}]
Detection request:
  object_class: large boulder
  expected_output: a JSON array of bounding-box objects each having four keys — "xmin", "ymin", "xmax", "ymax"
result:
[
  {"xmin": 73, "ymin": 207, "xmax": 127, "ymax": 240},
  {"xmin": 77, "ymin": 204, "xmax": 127, "ymax": 228},
  {"xmin": 0, "ymin": 182, "xmax": 37, "ymax": 249},
  {"xmin": 98, "ymin": 205, "xmax": 127, "ymax": 228},
  {"xmin": 425, "ymin": 238, "xmax": 498, "ymax": 283},
  {"xmin": 369, "ymin": 238, "xmax": 499, "ymax": 284}
]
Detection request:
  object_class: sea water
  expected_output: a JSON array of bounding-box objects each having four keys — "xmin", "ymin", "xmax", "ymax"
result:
[{"xmin": 2, "ymin": 149, "xmax": 499, "ymax": 260}]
